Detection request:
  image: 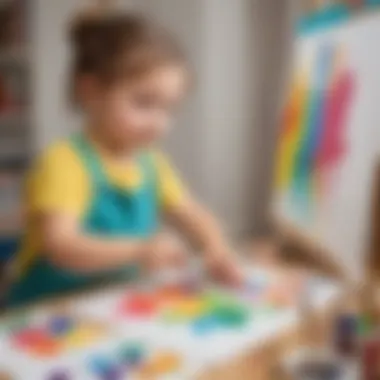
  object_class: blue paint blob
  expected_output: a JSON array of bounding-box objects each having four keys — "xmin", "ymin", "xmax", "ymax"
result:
[
  {"xmin": 89, "ymin": 355, "xmax": 114, "ymax": 377},
  {"xmin": 49, "ymin": 316, "xmax": 73, "ymax": 336},
  {"xmin": 192, "ymin": 316, "xmax": 219, "ymax": 336},
  {"xmin": 118, "ymin": 343, "xmax": 145, "ymax": 367}
]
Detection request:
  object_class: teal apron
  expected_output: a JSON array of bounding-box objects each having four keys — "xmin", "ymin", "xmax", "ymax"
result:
[{"xmin": 6, "ymin": 135, "xmax": 159, "ymax": 307}]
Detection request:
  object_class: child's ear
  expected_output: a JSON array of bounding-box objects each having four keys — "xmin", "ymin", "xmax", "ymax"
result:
[{"xmin": 76, "ymin": 74, "xmax": 103, "ymax": 108}]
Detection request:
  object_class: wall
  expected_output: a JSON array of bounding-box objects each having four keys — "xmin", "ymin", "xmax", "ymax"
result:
[
  {"xmin": 139, "ymin": 0, "xmax": 256, "ymax": 237},
  {"xmin": 200, "ymin": 0, "xmax": 257, "ymax": 237},
  {"xmin": 250, "ymin": 0, "xmax": 293, "ymax": 234},
  {"xmin": 32, "ymin": 0, "xmax": 79, "ymax": 152}
]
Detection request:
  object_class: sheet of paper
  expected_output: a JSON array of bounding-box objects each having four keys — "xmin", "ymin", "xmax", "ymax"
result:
[{"xmin": 0, "ymin": 267, "xmax": 342, "ymax": 379}]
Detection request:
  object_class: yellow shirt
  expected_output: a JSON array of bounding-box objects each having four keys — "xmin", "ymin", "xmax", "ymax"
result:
[{"xmin": 17, "ymin": 139, "xmax": 186, "ymax": 271}]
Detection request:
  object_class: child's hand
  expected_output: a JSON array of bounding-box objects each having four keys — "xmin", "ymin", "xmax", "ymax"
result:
[
  {"xmin": 143, "ymin": 233, "xmax": 187, "ymax": 272},
  {"xmin": 204, "ymin": 246, "xmax": 243, "ymax": 286}
]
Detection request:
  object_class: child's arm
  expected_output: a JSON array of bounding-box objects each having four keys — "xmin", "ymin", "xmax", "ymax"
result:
[
  {"xmin": 41, "ymin": 213, "xmax": 185, "ymax": 273},
  {"xmin": 165, "ymin": 195, "xmax": 243, "ymax": 284},
  {"xmin": 166, "ymin": 196, "xmax": 225, "ymax": 252},
  {"xmin": 155, "ymin": 151, "xmax": 243, "ymax": 284}
]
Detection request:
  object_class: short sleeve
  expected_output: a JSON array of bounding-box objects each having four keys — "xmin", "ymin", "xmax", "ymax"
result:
[
  {"xmin": 153, "ymin": 151, "xmax": 187, "ymax": 210},
  {"xmin": 26, "ymin": 141, "xmax": 90, "ymax": 218}
]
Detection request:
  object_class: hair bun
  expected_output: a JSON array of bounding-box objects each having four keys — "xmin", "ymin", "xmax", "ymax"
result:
[{"xmin": 69, "ymin": 9, "xmax": 106, "ymax": 49}]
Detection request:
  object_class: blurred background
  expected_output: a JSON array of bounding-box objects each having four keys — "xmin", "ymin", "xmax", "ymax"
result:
[
  {"xmin": 0, "ymin": 0, "xmax": 379, "ymax": 266},
  {"xmin": 0, "ymin": 0, "xmax": 292, "ymax": 251}
]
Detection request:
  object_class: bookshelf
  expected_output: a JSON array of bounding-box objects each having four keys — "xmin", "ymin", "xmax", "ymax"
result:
[{"xmin": 0, "ymin": 0, "xmax": 30, "ymax": 239}]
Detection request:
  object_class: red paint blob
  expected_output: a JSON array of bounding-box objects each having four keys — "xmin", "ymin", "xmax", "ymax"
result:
[
  {"xmin": 12, "ymin": 328, "xmax": 50, "ymax": 348},
  {"xmin": 12, "ymin": 328, "xmax": 62, "ymax": 357},
  {"xmin": 120, "ymin": 293, "xmax": 159, "ymax": 318}
]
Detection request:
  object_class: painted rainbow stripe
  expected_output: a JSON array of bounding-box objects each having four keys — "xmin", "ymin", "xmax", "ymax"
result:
[{"xmin": 275, "ymin": 44, "xmax": 355, "ymax": 220}]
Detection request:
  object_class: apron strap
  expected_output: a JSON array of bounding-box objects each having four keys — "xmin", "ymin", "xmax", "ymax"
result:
[
  {"xmin": 71, "ymin": 133, "xmax": 159, "ymax": 203},
  {"xmin": 71, "ymin": 134, "xmax": 108, "ymax": 186},
  {"xmin": 137, "ymin": 151, "xmax": 159, "ymax": 205}
]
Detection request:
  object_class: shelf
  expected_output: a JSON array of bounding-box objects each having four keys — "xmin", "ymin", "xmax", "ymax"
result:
[
  {"xmin": 0, "ymin": 209, "xmax": 22, "ymax": 238},
  {"xmin": 0, "ymin": 0, "xmax": 13, "ymax": 7},
  {"xmin": 0, "ymin": 157, "xmax": 29, "ymax": 171},
  {"xmin": 0, "ymin": 0, "xmax": 28, "ymax": 240},
  {"xmin": 0, "ymin": 140, "xmax": 27, "ymax": 153},
  {"xmin": 0, "ymin": 138, "xmax": 30, "ymax": 168},
  {"xmin": 0, "ymin": 174, "xmax": 23, "ymax": 238},
  {"xmin": 0, "ymin": 111, "xmax": 27, "ymax": 126},
  {"xmin": 0, "ymin": 47, "xmax": 28, "ymax": 66},
  {"xmin": 0, "ymin": 171, "xmax": 23, "ymax": 237}
]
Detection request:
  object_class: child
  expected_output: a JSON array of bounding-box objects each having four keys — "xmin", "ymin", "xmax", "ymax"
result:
[{"xmin": 6, "ymin": 12, "xmax": 242, "ymax": 307}]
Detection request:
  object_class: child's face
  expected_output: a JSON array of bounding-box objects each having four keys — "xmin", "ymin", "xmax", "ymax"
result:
[{"xmin": 85, "ymin": 65, "xmax": 187, "ymax": 149}]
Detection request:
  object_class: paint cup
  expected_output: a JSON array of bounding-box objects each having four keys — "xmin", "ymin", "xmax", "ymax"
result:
[
  {"xmin": 333, "ymin": 313, "xmax": 359, "ymax": 357},
  {"xmin": 361, "ymin": 335, "xmax": 380, "ymax": 380}
]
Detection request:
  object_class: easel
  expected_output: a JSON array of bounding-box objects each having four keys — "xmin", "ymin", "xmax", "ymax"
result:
[
  {"xmin": 271, "ymin": 157, "xmax": 380, "ymax": 330},
  {"xmin": 360, "ymin": 159, "xmax": 380, "ymax": 323},
  {"xmin": 272, "ymin": 214, "xmax": 348, "ymax": 281},
  {"xmin": 368, "ymin": 161, "xmax": 380, "ymax": 278}
]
